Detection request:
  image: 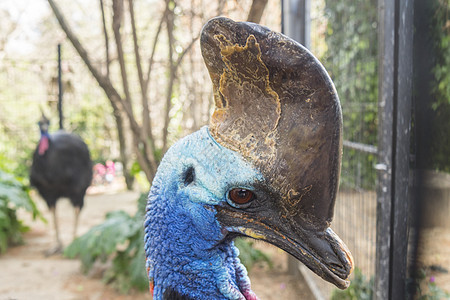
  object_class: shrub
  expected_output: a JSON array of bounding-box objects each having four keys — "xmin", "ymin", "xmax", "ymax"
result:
[
  {"xmin": 429, "ymin": 0, "xmax": 450, "ymax": 173},
  {"xmin": 65, "ymin": 192, "xmax": 272, "ymax": 293},
  {"xmin": 0, "ymin": 169, "xmax": 44, "ymax": 254},
  {"xmin": 331, "ymin": 267, "xmax": 373, "ymax": 300},
  {"xmin": 413, "ymin": 268, "xmax": 450, "ymax": 300},
  {"xmin": 234, "ymin": 238, "xmax": 273, "ymax": 271},
  {"xmin": 65, "ymin": 193, "xmax": 149, "ymax": 293}
]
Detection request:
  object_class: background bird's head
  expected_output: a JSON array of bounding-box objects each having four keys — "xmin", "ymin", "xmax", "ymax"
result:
[
  {"xmin": 37, "ymin": 112, "xmax": 51, "ymax": 155},
  {"xmin": 38, "ymin": 112, "xmax": 50, "ymax": 135},
  {"xmin": 145, "ymin": 17, "xmax": 353, "ymax": 298}
]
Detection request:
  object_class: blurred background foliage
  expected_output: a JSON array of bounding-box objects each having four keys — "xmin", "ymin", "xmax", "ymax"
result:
[
  {"xmin": 0, "ymin": 0, "xmax": 281, "ymax": 183},
  {"xmin": 321, "ymin": 0, "xmax": 378, "ymax": 189},
  {"xmin": 64, "ymin": 193, "xmax": 273, "ymax": 293},
  {"xmin": 64, "ymin": 193, "xmax": 149, "ymax": 292},
  {"xmin": 1, "ymin": 0, "xmax": 449, "ymax": 187},
  {"xmin": 0, "ymin": 169, "xmax": 45, "ymax": 254},
  {"xmin": 0, "ymin": 0, "xmax": 281, "ymax": 292},
  {"xmin": 429, "ymin": 0, "xmax": 450, "ymax": 173}
]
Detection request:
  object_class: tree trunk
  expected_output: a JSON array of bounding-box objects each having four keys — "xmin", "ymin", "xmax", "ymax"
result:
[
  {"xmin": 112, "ymin": 100, "xmax": 134, "ymax": 189},
  {"xmin": 46, "ymin": 0, "xmax": 221, "ymax": 185},
  {"xmin": 247, "ymin": 0, "xmax": 268, "ymax": 23},
  {"xmin": 99, "ymin": 0, "xmax": 133, "ymax": 190},
  {"xmin": 162, "ymin": 0, "xmax": 176, "ymax": 154}
]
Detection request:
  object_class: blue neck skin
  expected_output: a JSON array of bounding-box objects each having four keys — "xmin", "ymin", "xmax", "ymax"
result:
[
  {"xmin": 144, "ymin": 127, "xmax": 261, "ymax": 300},
  {"xmin": 40, "ymin": 130, "xmax": 50, "ymax": 138}
]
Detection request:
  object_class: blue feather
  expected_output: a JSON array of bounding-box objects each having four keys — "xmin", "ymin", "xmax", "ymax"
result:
[{"xmin": 144, "ymin": 127, "xmax": 262, "ymax": 299}]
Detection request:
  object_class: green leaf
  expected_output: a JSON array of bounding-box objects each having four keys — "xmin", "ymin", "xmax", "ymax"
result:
[
  {"xmin": 64, "ymin": 193, "xmax": 150, "ymax": 293},
  {"xmin": 235, "ymin": 238, "xmax": 272, "ymax": 271},
  {"xmin": 0, "ymin": 170, "xmax": 45, "ymax": 254}
]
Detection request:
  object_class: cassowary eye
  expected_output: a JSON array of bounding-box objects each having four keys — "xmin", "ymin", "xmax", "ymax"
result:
[
  {"xmin": 183, "ymin": 166, "xmax": 195, "ymax": 185},
  {"xmin": 229, "ymin": 188, "xmax": 255, "ymax": 206}
]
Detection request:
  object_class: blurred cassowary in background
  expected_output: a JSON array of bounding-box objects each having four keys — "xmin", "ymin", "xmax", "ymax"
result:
[
  {"xmin": 144, "ymin": 17, "xmax": 354, "ymax": 299},
  {"xmin": 30, "ymin": 113, "xmax": 92, "ymax": 255}
]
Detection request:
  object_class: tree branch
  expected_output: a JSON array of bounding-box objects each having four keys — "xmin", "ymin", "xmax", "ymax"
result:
[
  {"xmin": 47, "ymin": 0, "xmax": 144, "ymax": 166},
  {"xmin": 99, "ymin": 0, "xmax": 110, "ymax": 77},
  {"xmin": 128, "ymin": 0, "xmax": 157, "ymax": 171},
  {"xmin": 112, "ymin": 0, "xmax": 156, "ymax": 180},
  {"xmin": 112, "ymin": 0, "xmax": 132, "ymax": 110},
  {"xmin": 143, "ymin": 4, "xmax": 169, "ymax": 90},
  {"xmin": 247, "ymin": 0, "xmax": 268, "ymax": 23},
  {"xmin": 162, "ymin": 0, "xmax": 176, "ymax": 153},
  {"xmin": 174, "ymin": 34, "xmax": 199, "ymax": 70}
]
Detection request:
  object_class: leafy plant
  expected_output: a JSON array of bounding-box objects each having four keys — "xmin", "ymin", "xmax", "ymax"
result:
[
  {"xmin": 331, "ymin": 267, "xmax": 373, "ymax": 300},
  {"xmin": 0, "ymin": 169, "xmax": 45, "ymax": 254},
  {"xmin": 65, "ymin": 192, "xmax": 272, "ymax": 293},
  {"xmin": 64, "ymin": 193, "xmax": 149, "ymax": 293},
  {"xmin": 429, "ymin": 0, "xmax": 450, "ymax": 173},
  {"xmin": 413, "ymin": 268, "xmax": 450, "ymax": 300},
  {"xmin": 431, "ymin": 0, "xmax": 450, "ymax": 110},
  {"xmin": 234, "ymin": 238, "xmax": 273, "ymax": 271}
]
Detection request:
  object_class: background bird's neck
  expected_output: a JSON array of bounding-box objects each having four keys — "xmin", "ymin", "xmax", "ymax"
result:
[{"xmin": 40, "ymin": 130, "xmax": 50, "ymax": 138}]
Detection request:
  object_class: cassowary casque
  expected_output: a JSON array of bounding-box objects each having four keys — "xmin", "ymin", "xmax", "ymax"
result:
[{"xmin": 144, "ymin": 17, "xmax": 354, "ymax": 299}]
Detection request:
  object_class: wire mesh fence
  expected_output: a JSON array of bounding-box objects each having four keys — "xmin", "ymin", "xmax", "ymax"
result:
[
  {"xmin": 0, "ymin": 56, "xmax": 114, "ymax": 176},
  {"xmin": 299, "ymin": 111, "xmax": 378, "ymax": 299},
  {"xmin": 297, "ymin": 0, "xmax": 379, "ymax": 298}
]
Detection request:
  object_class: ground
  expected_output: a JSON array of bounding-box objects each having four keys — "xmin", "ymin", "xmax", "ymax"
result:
[
  {"xmin": 416, "ymin": 227, "xmax": 450, "ymax": 296},
  {"xmin": 415, "ymin": 171, "xmax": 450, "ymax": 297},
  {"xmin": 0, "ymin": 181, "xmax": 313, "ymax": 300}
]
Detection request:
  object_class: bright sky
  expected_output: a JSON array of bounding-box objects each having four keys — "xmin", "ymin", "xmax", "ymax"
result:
[{"xmin": 1, "ymin": 0, "xmax": 49, "ymax": 56}]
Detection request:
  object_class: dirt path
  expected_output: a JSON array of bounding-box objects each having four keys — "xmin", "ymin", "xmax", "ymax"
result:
[
  {"xmin": 0, "ymin": 183, "xmax": 312, "ymax": 300},
  {"xmin": 416, "ymin": 227, "xmax": 450, "ymax": 295}
]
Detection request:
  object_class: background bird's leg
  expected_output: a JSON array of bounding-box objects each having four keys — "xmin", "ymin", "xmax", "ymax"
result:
[
  {"xmin": 45, "ymin": 206, "xmax": 63, "ymax": 256},
  {"xmin": 73, "ymin": 206, "xmax": 81, "ymax": 241}
]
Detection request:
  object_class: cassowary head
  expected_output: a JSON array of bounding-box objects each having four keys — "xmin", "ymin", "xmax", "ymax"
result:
[
  {"xmin": 38, "ymin": 112, "xmax": 50, "ymax": 134},
  {"xmin": 37, "ymin": 112, "xmax": 51, "ymax": 155},
  {"xmin": 144, "ymin": 17, "xmax": 353, "ymax": 299}
]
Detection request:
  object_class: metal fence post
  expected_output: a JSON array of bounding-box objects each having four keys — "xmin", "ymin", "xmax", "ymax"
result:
[
  {"xmin": 57, "ymin": 43, "xmax": 64, "ymax": 130},
  {"xmin": 281, "ymin": 0, "xmax": 310, "ymax": 49},
  {"xmin": 375, "ymin": 0, "xmax": 414, "ymax": 299}
]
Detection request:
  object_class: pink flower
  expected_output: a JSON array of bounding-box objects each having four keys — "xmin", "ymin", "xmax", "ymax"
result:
[{"xmin": 430, "ymin": 276, "xmax": 435, "ymax": 283}]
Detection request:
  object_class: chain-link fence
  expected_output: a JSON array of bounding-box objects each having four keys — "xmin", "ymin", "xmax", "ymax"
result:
[{"xmin": 295, "ymin": 0, "xmax": 379, "ymax": 298}]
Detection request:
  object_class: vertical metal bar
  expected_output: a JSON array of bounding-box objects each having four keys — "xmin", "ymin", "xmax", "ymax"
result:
[
  {"xmin": 281, "ymin": 0, "xmax": 285, "ymax": 34},
  {"xmin": 375, "ymin": 0, "xmax": 395, "ymax": 297},
  {"xmin": 284, "ymin": 0, "xmax": 310, "ymax": 48},
  {"xmin": 375, "ymin": 0, "xmax": 414, "ymax": 299},
  {"xmin": 391, "ymin": 1, "xmax": 413, "ymax": 299},
  {"xmin": 57, "ymin": 43, "xmax": 64, "ymax": 130}
]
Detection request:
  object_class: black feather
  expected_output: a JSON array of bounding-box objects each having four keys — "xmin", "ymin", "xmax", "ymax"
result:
[
  {"xmin": 30, "ymin": 131, "xmax": 92, "ymax": 209},
  {"xmin": 163, "ymin": 287, "xmax": 193, "ymax": 300}
]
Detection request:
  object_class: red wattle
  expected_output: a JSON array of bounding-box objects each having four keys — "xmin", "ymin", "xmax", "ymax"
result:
[{"xmin": 38, "ymin": 136, "xmax": 49, "ymax": 155}]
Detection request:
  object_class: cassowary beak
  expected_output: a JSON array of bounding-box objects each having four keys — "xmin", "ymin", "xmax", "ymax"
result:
[
  {"xmin": 201, "ymin": 17, "xmax": 353, "ymax": 289},
  {"xmin": 215, "ymin": 202, "xmax": 353, "ymax": 289}
]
